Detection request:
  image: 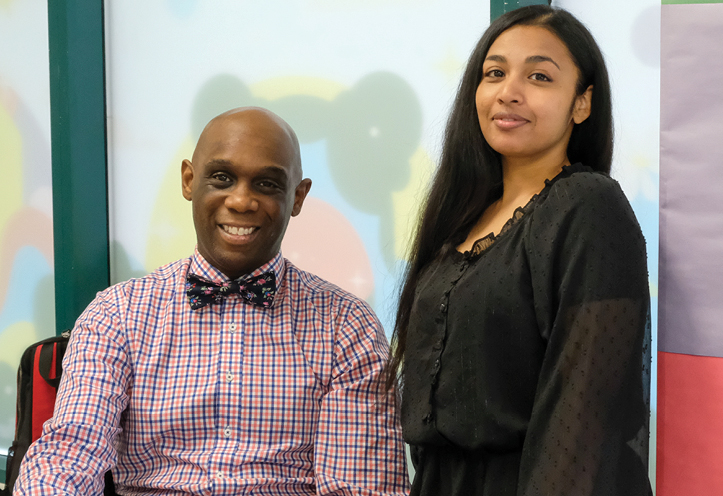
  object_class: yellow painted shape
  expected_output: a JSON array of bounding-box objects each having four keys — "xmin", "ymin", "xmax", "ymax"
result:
[
  {"xmin": 0, "ymin": 101, "xmax": 23, "ymax": 237},
  {"xmin": 392, "ymin": 146, "xmax": 434, "ymax": 260},
  {"xmin": 250, "ymin": 76, "xmax": 346, "ymax": 102},
  {"xmin": 0, "ymin": 321, "xmax": 37, "ymax": 370},
  {"xmin": 435, "ymin": 46, "xmax": 467, "ymax": 80},
  {"xmin": 145, "ymin": 137, "xmax": 196, "ymax": 272}
]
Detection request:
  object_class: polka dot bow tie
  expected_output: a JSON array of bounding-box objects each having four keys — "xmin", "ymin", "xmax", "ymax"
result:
[{"xmin": 185, "ymin": 271, "xmax": 276, "ymax": 310}]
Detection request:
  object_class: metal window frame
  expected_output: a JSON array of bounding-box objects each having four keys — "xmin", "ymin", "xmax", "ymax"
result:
[{"xmin": 491, "ymin": 0, "xmax": 552, "ymax": 21}]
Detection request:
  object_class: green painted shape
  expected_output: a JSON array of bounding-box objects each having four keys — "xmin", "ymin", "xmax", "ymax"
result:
[
  {"xmin": 48, "ymin": 0, "xmax": 110, "ymax": 335},
  {"xmin": 491, "ymin": 0, "xmax": 551, "ymax": 21},
  {"xmin": 662, "ymin": 1, "xmax": 723, "ymax": 4}
]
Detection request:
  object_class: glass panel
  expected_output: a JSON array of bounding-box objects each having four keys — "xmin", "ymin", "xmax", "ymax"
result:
[
  {"xmin": 104, "ymin": 0, "xmax": 490, "ymax": 335},
  {"xmin": 0, "ymin": 0, "xmax": 54, "ymax": 457}
]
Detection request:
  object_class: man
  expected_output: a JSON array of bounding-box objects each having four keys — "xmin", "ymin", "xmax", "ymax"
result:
[{"xmin": 16, "ymin": 107, "xmax": 409, "ymax": 495}]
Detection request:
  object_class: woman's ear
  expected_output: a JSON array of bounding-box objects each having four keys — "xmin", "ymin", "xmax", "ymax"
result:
[{"xmin": 573, "ymin": 85, "xmax": 593, "ymax": 124}]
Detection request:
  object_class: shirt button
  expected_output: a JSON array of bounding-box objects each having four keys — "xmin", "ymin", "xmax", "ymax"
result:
[
  {"xmin": 439, "ymin": 302, "xmax": 447, "ymax": 313},
  {"xmin": 433, "ymin": 340, "xmax": 443, "ymax": 351},
  {"xmin": 229, "ymin": 323, "xmax": 237, "ymax": 333},
  {"xmin": 216, "ymin": 471, "xmax": 224, "ymax": 478},
  {"xmin": 223, "ymin": 427, "xmax": 232, "ymax": 438},
  {"xmin": 225, "ymin": 372, "xmax": 234, "ymax": 382}
]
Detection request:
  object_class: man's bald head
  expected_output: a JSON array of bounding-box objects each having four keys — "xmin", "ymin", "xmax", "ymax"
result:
[{"xmin": 193, "ymin": 106, "xmax": 303, "ymax": 182}]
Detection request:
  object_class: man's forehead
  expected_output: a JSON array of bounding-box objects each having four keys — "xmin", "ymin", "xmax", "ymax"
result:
[{"xmin": 192, "ymin": 108, "xmax": 301, "ymax": 177}]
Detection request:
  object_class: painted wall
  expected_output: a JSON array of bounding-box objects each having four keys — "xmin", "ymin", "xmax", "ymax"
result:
[
  {"xmin": 658, "ymin": 1, "xmax": 723, "ymax": 494},
  {"xmin": 0, "ymin": 0, "xmax": 55, "ymax": 452}
]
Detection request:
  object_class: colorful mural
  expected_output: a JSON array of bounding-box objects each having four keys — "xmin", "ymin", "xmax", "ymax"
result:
[
  {"xmin": 0, "ymin": 0, "xmax": 54, "ymax": 453},
  {"xmin": 0, "ymin": 89, "xmax": 54, "ymax": 450}
]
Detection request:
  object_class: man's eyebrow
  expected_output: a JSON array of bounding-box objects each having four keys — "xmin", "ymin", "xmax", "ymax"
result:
[
  {"xmin": 205, "ymin": 159, "xmax": 234, "ymax": 169},
  {"xmin": 258, "ymin": 165, "xmax": 290, "ymax": 180}
]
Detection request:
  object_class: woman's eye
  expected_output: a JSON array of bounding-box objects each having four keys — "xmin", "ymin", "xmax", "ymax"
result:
[
  {"xmin": 530, "ymin": 73, "xmax": 552, "ymax": 82},
  {"xmin": 485, "ymin": 69, "xmax": 504, "ymax": 78}
]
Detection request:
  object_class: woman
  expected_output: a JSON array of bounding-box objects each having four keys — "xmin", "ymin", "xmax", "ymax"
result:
[{"xmin": 389, "ymin": 6, "xmax": 651, "ymax": 495}]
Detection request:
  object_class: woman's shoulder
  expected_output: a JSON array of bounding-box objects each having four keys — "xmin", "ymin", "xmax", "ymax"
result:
[{"xmin": 541, "ymin": 163, "xmax": 631, "ymax": 214}]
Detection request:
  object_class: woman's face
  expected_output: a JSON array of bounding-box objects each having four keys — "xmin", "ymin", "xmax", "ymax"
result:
[{"xmin": 475, "ymin": 25, "xmax": 592, "ymax": 165}]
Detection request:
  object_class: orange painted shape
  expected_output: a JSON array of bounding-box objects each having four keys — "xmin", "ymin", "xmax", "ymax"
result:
[{"xmin": 657, "ymin": 351, "xmax": 723, "ymax": 495}]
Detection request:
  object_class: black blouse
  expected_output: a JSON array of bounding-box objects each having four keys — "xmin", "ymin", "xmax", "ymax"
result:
[{"xmin": 402, "ymin": 164, "xmax": 651, "ymax": 496}]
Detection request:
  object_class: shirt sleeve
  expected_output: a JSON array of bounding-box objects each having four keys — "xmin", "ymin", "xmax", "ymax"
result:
[
  {"xmin": 314, "ymin": 299, "xmax": 410, "ymax": 496},
  {"xmin": 14, "ymin": 287, "xmax": 132, "ymax": 496},
  {"xmin": 520, "ymin": 173, "xmax": 652, "ymax": 496}
]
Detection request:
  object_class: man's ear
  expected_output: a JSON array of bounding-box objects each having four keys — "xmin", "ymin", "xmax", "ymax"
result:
[
  {"xmin": 291, "ymin": 178, "xmax": 312, "ymax": 217},
  {"xmin": 573, "ymin": 85, "xmax": 593, "ymax": 125},
  {"xmin": 181, "ymin": 159, "xmax": 194, "ymax": 201}
]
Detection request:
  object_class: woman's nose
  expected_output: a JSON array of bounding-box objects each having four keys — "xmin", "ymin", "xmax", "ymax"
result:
[{"xmin": 497, "ymin": 76, "xmax": 523, "ymax": 104}]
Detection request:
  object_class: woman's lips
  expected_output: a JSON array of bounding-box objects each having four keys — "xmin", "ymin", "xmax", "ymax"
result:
[{"xmin": 492, "ymin": 112, "xmax": 529, "ymax": 130}]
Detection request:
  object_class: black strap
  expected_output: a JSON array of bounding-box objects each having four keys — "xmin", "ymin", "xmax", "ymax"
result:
[{"xmin": 38, "ymin": 341, "xmax": 67, "ymax": 389}]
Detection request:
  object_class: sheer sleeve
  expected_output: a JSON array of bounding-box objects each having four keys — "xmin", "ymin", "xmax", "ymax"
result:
[{"xmin": 520, "ymin": 172, "xmax": 651, "ymax": 496}]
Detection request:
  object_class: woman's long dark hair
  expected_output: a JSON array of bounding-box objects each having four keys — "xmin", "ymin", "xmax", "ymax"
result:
[{"xmin": 387, "ymin": 5, "xmax": 613, "ymax": 389}]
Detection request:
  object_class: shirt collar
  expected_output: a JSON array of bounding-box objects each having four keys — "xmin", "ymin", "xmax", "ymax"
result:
[{"xmin": 188, "ymin": 247, "xmax": 286, "ymax": 290}]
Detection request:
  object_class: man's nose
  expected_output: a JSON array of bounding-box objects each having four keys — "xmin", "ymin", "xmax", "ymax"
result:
[{"xmin": 225, "ymin": 182, "xmax": 259, "ymax": 212}]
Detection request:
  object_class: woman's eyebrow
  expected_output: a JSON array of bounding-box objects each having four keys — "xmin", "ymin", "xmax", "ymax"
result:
[
  {"xmin": 485, "ymin": 54, "xmax": 506, "ymax": 63},
  {"xmin": 484, "ymin": 54, "xmax": 560, "ymax": 70},
  {"xmin": 526, "ymin": 55, "xmax": 560, "ymax": 69}
]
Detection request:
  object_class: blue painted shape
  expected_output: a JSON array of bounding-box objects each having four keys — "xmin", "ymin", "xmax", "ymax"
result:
[{"xmin": 0, "ymin": 246, "xmax": 53, "ymax": 332}]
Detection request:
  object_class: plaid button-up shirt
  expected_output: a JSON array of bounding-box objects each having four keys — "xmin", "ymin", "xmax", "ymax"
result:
[{"xmin": 16, "ymin": 250, "xmax": 409, "ymax": 495}]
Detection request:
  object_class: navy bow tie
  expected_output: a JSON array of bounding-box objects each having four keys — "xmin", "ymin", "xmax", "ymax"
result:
[{"xmin": 185, "ymin": 271, "xmax": 276, "ymax": 310}]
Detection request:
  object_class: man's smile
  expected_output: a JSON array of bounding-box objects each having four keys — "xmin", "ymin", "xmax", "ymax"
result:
[{"xmin": 221, "ymin": 224, "xmax": 259, "ymax": 236}]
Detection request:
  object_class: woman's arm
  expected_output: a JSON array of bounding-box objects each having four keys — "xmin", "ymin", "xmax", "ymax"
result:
[{"xmin": 520, "ymin": 172, "xmax": 651, "ymax": 496}]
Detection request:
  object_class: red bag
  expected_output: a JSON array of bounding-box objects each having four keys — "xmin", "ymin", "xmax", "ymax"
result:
[{"xmin": 3, "ymin": 331, "xmax": 70, "ymax": 493}]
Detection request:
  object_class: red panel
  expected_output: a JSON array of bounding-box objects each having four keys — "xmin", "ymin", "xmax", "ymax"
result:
[
  {"xmin": 657, "ymin": 352, "xmax": 723, "ymax": 495},
  {"xmin": 31, "ymin": 345, "xmax": 58, "ymax": 441}
]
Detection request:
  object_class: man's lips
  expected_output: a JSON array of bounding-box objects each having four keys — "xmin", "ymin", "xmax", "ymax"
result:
[
  {"xmin": 221, "ymin": 224, "xmax": 258, "ymax": 236},
  {"xmin": 492, "ymin": 112, "xmax": 529, "ymax": 130}
]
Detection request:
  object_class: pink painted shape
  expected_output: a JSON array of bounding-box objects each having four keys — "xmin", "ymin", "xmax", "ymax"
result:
[
  {"xmin": 0, "ymin": 207, "xmax": 54, "ymax": 310},
  {"xmin": 281, "ymin": 197, "xmax": 374, "ymax": 300}
]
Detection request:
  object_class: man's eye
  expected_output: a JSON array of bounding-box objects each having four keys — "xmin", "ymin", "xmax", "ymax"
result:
[
  {"xmin": 211, "ymin": 173, "xmax": 231, "ymax": 182},
  {"xmin": 258, "ymin": 180, "xmax": 280, "ymax": 189}
]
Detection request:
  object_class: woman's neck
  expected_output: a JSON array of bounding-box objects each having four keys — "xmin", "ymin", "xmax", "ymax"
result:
[{"xmin": 499, "ymin": 155, "xmax": 569, "ymax": 207}]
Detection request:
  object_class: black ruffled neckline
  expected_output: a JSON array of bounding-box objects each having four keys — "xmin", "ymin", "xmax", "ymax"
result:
[{"xmin": 457, "ymin": 163, "xmax": 587, "ymax": 260}]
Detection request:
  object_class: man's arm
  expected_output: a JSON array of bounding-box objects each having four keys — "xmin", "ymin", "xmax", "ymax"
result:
[
  {"xmin": 313, "ymin": 300, "xmax": 409, "ymax": 496},
  {"xmin": 14, "ymin": 288, "xmax": 132, "ymax": 495}
]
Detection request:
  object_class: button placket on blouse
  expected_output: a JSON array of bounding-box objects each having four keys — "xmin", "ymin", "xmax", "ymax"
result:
[{"xmin": 425, "ymin": 259, "xmax": 470, "ymax": 425}]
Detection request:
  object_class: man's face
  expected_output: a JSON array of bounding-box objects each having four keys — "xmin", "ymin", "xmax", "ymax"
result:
[{"xmin": 182, "ymin": 110, "xmax": 311, "ymax": 279}]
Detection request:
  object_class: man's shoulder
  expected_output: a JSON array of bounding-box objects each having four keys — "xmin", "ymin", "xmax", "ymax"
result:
[
  {"xmin": 98, "ymin": 257, "xmax": 190, "ymax": 301},
  {"xmin": 282, "ymin": 259, "xmax": 375, "ymax": 316}
]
